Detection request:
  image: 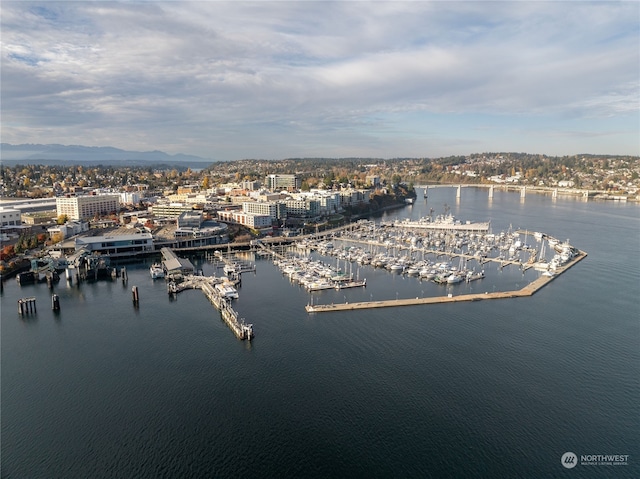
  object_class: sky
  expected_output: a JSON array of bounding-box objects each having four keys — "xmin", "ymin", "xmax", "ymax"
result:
[{"xmin": 1, "ymin": 1, "xmax": 639, "ymax": 161}]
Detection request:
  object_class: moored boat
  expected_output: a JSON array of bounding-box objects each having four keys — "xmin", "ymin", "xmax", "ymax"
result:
[{"xmin": 150, "ymin": 263, "xmax": 165, "ymax": 279}]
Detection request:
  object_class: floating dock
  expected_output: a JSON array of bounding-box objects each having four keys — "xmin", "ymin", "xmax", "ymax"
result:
[
  {"xmin": 305, "ymin": 250, "xmax": 587, "ymax": 313},
  {"xmin": 168, "ymin": 275, "xmax": 253, "ymax": 340}
]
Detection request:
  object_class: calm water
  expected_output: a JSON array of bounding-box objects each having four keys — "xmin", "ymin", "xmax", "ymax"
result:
[{"xmin": 2, "ymin": 188, "xmax": 639, "ymax": 478}]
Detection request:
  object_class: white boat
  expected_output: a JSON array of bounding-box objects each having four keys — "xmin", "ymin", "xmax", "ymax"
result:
[
  {"xmin": 465, "ymin": 270, "xmax": 485, "ymax": 282},
  {"xmin": 335, "ymin": 279, "xmax": 367, "ymax": 290},
  {"xmin": 150, "ymin": 263, "xmax": 165, "ymax": 279},
  {"xmin": 215, "ymin": 282, "xmax": 239, "ymax": 299},
  {"xmin": 223, "ymin": 263, "xmax": 240, "ymax": 275},
  {"xmin": 306, "ymin": 280, "xmax": 335, "ymax": 291}
]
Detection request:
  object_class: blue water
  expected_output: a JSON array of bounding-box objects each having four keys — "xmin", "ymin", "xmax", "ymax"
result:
[{"xmin": 2, "ymin": 188, "xmax": 639, "ymax": 478}]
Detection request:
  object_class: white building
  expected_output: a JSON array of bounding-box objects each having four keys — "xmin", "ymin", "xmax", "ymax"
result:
[
  {"xmin": 56, "ymin": 194, "xmax": 120, "ymax": 220},
  {"xmin": 0, "ymin": 207, "xmax": 21, "ymax": 226},
  {"xmin": 74, "ymin": 231, "xmax": 154, "ymax": 256},
  {"xmin": 242, "ymin": 201, "xmax": 287, "ymax": 220},
  {"xmin": 47, "ymin": 220, "xmax": 90, "ymax": 240},
  {"xmin": 120, "ymin": 192, "xmax": 141, "ymax": 205}
]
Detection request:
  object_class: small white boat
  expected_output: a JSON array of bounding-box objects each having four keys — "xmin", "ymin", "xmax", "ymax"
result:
[{"xmin": 150, "ymin": 263, "xmax": 165, "ymax": 279}]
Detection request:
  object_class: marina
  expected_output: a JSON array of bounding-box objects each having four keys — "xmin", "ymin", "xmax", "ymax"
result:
[
  {"xmin": 305, "ymin": 248, "xmax": 587, "ymax": 312},
  {"xmin": 2, "ymin": 186, "xmax": 636, "ymax": 479}
]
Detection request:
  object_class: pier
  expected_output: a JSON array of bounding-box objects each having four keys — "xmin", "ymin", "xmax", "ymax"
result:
[
  {"xmin": 305, "ymin": 250, "xmax": 587, "ymax": 313},
  {"xmin": 168, "ymin": 275, "xmax": 253, "ymax": 340}
]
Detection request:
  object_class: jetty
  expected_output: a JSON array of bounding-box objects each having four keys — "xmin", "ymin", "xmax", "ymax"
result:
[
  {"xmin": 168, "ymin": 275, "xmax": 253, "ymax": 340},
  {"xmin": 305, "ymin": 249, "xmax": 587, "ymax": 313}
]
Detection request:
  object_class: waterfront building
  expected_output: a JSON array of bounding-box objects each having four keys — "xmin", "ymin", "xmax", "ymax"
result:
[
  {"xmin": 265, "ymin": 174, "xmax": 301, "ymax": 191},
  {"xmin": 177, "ymin": 210, "xmax": 204, "ymax": 229},
  {"xmin": 242, "ymin": 201, "xmax": 287, "ymax": 221},
  {"xmin": 74, "ymin": 231, "xmax": 154, "ymax": 257},
  {"xmin": 170, "ymin": 211, "xmax": 229, "ymax": 247},
  {"xmin": 56, "ymin": 194, "xmax": 120, "ymax": 220},
  {"xmin": 284, "ymin": 198, "xmax": 320, "ymax": 218},
  {"xmin": 338, "ymin": 189, "xmax": 369, "ymax": 207},
  {"xmin": 221, "ymin": 211, "xmax": 273, "ymax": 229}
]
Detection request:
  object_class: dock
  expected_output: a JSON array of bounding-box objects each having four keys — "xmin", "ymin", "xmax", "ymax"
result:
[
  {"xmin": 305, "ymin": 250, "xmax": 587, "ymax": 313},
  {"xmin": 169, "ymin": 275, "xmax": 253, "ymax": 340}
]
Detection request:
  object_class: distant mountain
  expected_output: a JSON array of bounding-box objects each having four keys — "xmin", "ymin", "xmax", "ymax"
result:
[{"xmin": 0, "ymin": 143, "xmax": 218, "ymax": 168}]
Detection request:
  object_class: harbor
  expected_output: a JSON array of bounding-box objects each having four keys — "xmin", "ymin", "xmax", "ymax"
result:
[
  {"xmin": 7, "ymin": 204, "xmax": 588, "ymax": 337},
  {"xmin": 3, "ymin": 185, "xmax": 635, "ymax": 479}
]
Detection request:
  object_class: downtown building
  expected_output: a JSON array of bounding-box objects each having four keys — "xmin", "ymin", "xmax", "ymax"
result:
[
  {"xmin": 56, "ymin": 194, "xmax": 120, "ymax": 221},
  {"xmin": 265, "ymin": 174, "xmax": 301, "ymax": 191}
]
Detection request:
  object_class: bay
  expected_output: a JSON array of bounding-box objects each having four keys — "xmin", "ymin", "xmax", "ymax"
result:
[{"xmin": 2, "ymin": 187, "xmax": 639, "ymax": 478}]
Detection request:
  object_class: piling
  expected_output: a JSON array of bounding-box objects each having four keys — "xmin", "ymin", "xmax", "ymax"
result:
[
  {"xmin": 132, "ymin": 285, "xmax": 139, "ymax": 304},
  {"xmin": 52, "ymin": 294, "xmax": 60, "ymax": 311},
  {"xmin": 18, "ymin": 297, "xmax": 37, "ymax": 314},
  {"xmin": 121, "ymin": 267, "xmax": 128, "ymax": 283}
]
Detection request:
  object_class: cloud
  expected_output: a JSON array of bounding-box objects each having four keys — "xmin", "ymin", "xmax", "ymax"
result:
[{"xmin": 1, "ymin": 1, "xmax": 638, "ymax": 159}]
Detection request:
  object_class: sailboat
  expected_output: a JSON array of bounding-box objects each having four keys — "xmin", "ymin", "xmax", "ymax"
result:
[{"xmin": 533, "ymin": 239, "xmax": 550, "ymax": 271}]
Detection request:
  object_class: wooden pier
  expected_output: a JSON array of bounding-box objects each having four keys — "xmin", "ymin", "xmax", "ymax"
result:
[
  {"xmin": 305, "ymin": 250, "xmax": 587, "ymax": 313},
  {"xmin": 169, "ymin": 275, "xmax": 253, "ymax": 340}
]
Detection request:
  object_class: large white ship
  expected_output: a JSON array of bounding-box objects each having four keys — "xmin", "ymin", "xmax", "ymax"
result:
[{"xmin": 392, "ymin": 214, "xmax": 490, "ymax": 232}]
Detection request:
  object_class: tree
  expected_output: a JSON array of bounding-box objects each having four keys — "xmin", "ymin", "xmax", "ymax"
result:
[
  {"xmin": 50, "ymin": 231, "xmax": 64, "ymax": 244},
  {"xmin": 202, "ymin": 176, "xmax": 210, "ymax": 189},
  {"xmin": 56, "ymin": 214, "xmax": 69, "ymax": 225}
]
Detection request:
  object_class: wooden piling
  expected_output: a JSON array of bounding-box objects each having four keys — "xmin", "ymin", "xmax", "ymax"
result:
[
  {"xmin": 52, "ymin": 294, "xmax": 60, "ymax": 311},
  {"xmin": 132, "ymin": 285, "xmax": 139, "ymax": 304}
]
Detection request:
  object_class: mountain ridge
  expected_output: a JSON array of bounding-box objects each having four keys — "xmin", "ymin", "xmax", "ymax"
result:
[{"xmin": 1, "ymin": 143, "xmax": 218, "ymax": 168}]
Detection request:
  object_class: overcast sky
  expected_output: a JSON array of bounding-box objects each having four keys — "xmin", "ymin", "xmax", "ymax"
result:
[{"xmin": 2, "ymin": 1, "xmax": 638, "ymax": 160}]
